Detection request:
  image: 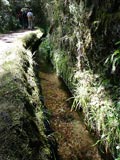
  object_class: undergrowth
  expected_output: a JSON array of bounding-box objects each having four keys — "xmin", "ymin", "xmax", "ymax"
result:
[
  {"xmin": 39, "ymin": 1, "xmax": 120, "ymax": 159},
  {"xmin": 43, "ymin": 34, "xmax": 120, "ymax": 159},
  {"xmin": 72, "ymin": 69, "xmax": 120, "ymax": 159}
]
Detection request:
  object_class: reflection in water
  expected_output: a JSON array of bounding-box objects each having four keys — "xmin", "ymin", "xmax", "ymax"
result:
[{"xmin": 39, "ymin": 61, "xmax": 103, "ymax": 160}]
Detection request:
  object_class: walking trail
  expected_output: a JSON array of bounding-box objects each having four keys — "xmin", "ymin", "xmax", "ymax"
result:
[{"xmin": 0, "ymin": 30, "xmax": 34, "ymax": 53}]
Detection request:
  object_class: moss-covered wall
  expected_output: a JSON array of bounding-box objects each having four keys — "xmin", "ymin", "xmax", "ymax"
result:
[
  {"xmin": 41, "ymin": 0, "xmax": 120, "ymax": 159},
  {"xmin": 0, "ymin": 30, "xmax": 53, "ymax": 160}
]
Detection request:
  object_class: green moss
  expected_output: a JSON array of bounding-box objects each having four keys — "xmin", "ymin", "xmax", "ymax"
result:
[
  {"xmin": 2, "ymin": 61, "xmax": 14, "ymax": 70},
  {"xmin": 0, "ymin": 29, "xmax": 52, "ymax": 160}
]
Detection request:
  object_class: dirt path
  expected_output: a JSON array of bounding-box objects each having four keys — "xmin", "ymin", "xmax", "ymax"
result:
[
  {"xmin": 0, "ymin": 29, "xmax": 42, "ymax": 73},
  {"xmin": 39, "ymin": 63, "xmax": 103, "ymax": 160},
  {"xmin": 0, "ymin": 29, "xmax": 36, "ymax": 54},
  {"xmin": 0, "ymin": 30, "xmax": 34, "ymax": 43}
]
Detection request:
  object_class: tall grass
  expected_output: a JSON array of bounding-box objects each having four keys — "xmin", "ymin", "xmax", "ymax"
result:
[{"xmin": 72, "ymin": 69, "xmax": 120, "ymax": 159}]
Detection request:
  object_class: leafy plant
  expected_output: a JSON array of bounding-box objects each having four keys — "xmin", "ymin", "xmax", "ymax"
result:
[
  {"xmin": 105, "ymin": 41, "xmax": 120, "ymax": 73},
  {"xmin": 38, "ymin": 38, "xmax": 51, "ymax": 61}
]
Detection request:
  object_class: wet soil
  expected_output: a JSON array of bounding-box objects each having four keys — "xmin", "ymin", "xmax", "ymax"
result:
[{"xmin": 39, "ymin": 62, "xmax": 103, "ymax": 160}]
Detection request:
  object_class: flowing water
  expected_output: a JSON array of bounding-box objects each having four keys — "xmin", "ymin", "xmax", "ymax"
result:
[{"xmin": 39, "ymin": 61, "xmax": 103, "ymax": 160}]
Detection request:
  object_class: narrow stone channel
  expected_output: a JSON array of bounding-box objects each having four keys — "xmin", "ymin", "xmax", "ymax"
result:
[{"xmin": 39, "ymin": 62, "xmax": 103, "ymax": 160}]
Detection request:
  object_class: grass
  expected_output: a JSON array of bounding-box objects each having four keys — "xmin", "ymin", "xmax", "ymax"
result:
[{"xmin": 71, "ymin": 69, "xmax": 120, "ymax": 159}]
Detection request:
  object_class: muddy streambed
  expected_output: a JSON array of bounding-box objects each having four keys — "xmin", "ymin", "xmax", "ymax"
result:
[{"xmin": 39, "ymin": 62, "xmax": 103, "ymax": 160}]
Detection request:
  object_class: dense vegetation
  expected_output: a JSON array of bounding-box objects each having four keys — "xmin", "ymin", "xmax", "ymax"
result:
[
  {"xmin": 0, "ymin": 0, "xmax": 120, "ymax": 159},
  {"xmin": 0, "ymin": 0, "xmax": 18, "ymax": 32},
  {"xmin": 39, "ymin": 1, "xmax": 120, "ymax": 159}
]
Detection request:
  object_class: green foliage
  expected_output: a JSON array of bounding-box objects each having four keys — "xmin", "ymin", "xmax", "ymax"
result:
[
  {"xmin": 36, "ymin": 0, "xmax": 120, "ymax": 159},
  {"xmin": 115, "ymin": 154, "xmax": 120, "ymax": 160},
  {"xmin": 0, "ymin": 0, "xmax": 19, "ymax": 33},
  {"xmin": 38, "ymin": 37, "xmax": 51, "ymax": 61},
  {"xmin": 71, "ymin": 70, "xmax": 120, "ymax": 159},
  {"xmin": 105, "ymin": 41, "xmax": 120, "ymax": 73}
]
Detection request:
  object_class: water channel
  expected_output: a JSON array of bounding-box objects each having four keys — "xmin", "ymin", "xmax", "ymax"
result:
[{"xmin": 39, "ymin": 61, "xmax": 103, "ymax": 160}]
